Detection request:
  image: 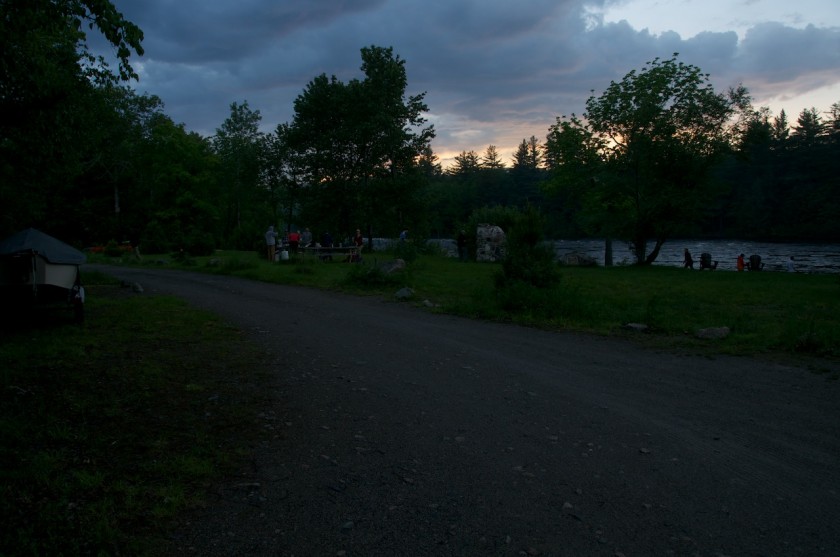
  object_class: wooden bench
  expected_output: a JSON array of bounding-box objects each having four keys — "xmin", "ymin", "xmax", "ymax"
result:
[{"xmin": 300, "ymin": 245, "xmax": 363, "ymax": 262}]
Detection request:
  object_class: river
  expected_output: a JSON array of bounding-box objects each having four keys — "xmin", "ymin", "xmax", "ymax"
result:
[
  {"xmin": 552, "ymin": 239, "xmax": 840, "ymax": 274},
  {"xmin": 372, "ymin": 237, "xmax": 840, "ymax": 274}
]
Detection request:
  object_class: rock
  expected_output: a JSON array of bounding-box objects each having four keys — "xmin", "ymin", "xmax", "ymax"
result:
[
  {"xmin": 624, "ymin": 322, "xmax": 649, "ymax": 332},
  {"xmin": 475, "ymin": 224, "xmax": 506, "ymax": 262},
  {"xmin": 132, "ymin": 282, "xmax": 144, "ymax": 293},
  {"xmin": 379, "ymin": 258, "xmax": 406, "ymax": 275},
  {"xmin": 695, "ymin": 326, "xmax": 730, "ymax": 340},
  {"xmin": 561, "ymin": 252, "xmax": 597, "ymax": 266},
  {"xmin": 395, "ymin": 287, "xmax": 414, "ymax": 300}
]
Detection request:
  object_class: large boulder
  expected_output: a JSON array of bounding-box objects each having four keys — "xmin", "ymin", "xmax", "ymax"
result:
[
  {"xmin": 475, "ymin": 224, "xmax": 506, "ymax": 262},
  {"xmin": 561, "ymin": 252, "xmax": 597, "ymax": 267},
  {"xmin": 379, "ymin": 258, "xmax": 406, "ymax": 275}
]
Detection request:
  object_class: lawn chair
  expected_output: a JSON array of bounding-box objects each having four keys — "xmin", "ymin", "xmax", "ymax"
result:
[{"xmin": 699, "ymin": 252, "xmax": 718, "ymax": 270}]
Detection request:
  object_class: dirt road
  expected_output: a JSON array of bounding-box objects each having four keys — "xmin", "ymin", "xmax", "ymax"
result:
[{"xmin": 92, "ymin": 266, "xmax": 839, "ymax": 556}]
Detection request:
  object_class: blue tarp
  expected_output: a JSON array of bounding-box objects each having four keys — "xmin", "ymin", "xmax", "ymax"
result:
[{"xmin": 0, "ymin": 228, "xmax": 86, "ymax": 265}]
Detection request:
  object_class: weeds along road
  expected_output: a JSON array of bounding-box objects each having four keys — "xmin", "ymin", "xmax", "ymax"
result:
[{"xmin": 91, "ymin": 265, "xmax": 840, "ymax": 557}]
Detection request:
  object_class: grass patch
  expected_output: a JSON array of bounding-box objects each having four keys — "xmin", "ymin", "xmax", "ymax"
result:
[
  {"xmin": 5, "ymin": 248, "xmax": 836, "ymax": 552},
  {"xmin": 104, "ymin": 248, "xmax": 840, "ymax": 361},
  {"xmin": 1, "ymin": 280, "xmax": 271, "ymax": 555}
]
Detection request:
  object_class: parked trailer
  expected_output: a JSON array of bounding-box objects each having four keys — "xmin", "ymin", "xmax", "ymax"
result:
[{"xmin": 0, "ymin": 228, "xmax": 86, "ymax": 323}]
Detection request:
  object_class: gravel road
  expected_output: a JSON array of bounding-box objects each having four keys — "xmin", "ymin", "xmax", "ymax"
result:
[{"xmin": 91, "ymin": 266, "xmax": 839, "ymax": 557}]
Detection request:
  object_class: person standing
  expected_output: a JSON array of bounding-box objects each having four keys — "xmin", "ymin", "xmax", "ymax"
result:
[
  {"xmin": 736, "ymin": 253, "xmax": 746, "ymax": 272},
  {"xmin": 288, "ymin": 229, "xmax": 301, "ymax": 254},
  {"xmin": 786, "ymin": 256, "xmax": 796, "ymax": 273},
  {"xmin": 353, "ymin": 228, "xmax": 364, "ymax": 247},
  {"xmin": 683, "ymin": 248, "xmax": 694, "ymax": 269},
  {"xmin": 265, "ymin": 225, "xmax": 278, "ymax": 261},
  {"xmin": 301, "ymin": 228, "xmax": 313, "ymax": 248},
  {"xmin": 457, "ymin": 230, "xmax": 468, "ymax": 262}
]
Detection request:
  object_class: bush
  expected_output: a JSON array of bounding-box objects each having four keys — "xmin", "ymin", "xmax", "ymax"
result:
[
  {"xmin": 393, "ymin": 240, "xmax": 419, "ymax": 263},
  {"xmin": 103, "ymin": 239, "xmax": 125, "ymax": 257},
  {"xmin": 140, "ymin": 220, "xmax": 174, "ymax": 254},
  {"xmin": 183, "ymin": 232, "xmax": 215, "ymax": 256},
  {"xmin": 343, "ymin": 261, "xmax": 404, "ymax": 289},
  {"xmin": 497, "ymin": 242, "xmax": 560, "ymax": 289},
  {"xmin": 495, "ymin": 206, "xmax": 560, "ymax": 290}
]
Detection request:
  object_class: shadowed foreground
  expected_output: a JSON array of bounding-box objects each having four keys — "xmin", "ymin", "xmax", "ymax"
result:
[{"xmin": 92, "ymin": 266, "xmax": 840, "ymax": 556}]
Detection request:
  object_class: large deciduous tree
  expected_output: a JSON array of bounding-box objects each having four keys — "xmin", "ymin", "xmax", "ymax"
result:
[
  {"xmin": 0, "ymin": 0, "xmax": 144, "ymax": 238},
  {"xmin": 213, "ymin": 101, "xmax": 266, "ymax": 247},
  {"xmin": 282, "ymin": 46, "xmax": 434, "ymax": 240},
  {"xmin": 545, "ymin": 54, "xmax": 747, "ymax": 264}
]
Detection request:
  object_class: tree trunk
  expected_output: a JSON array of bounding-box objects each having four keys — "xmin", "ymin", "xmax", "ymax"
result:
[
  {"xmin": 633, "ymin": 237, "xmax": 646, "ymax": 265},
  {"xmin": 645, "ymin": 237, "xmax": 667, "ymax": 265}
]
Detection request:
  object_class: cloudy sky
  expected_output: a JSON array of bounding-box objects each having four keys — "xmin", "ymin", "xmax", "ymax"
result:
[{"xmin": 104, "ymin": 0, "xmax": 840, "ymax": 167}]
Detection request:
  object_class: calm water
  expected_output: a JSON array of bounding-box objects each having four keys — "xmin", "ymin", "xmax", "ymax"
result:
[
  {"xmin": 374, "ymin": 237, "xmax": 840, "ymax": 274},
  {"xmin": 552, "ymin": 239, "xmax": 840, "ymax": 274}
]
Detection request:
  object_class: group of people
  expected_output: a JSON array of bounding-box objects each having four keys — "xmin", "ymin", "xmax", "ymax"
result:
[
  {"xmin": 264, "ymin": 225, "xmax": 366, "ymax": 261},
  {"xmin": 683, "ymin": 248, "xmax": 796, "ymax": 272},
  {"xmin": 265, "ymin": 226, "xmax": 314, "ymax": 261}
]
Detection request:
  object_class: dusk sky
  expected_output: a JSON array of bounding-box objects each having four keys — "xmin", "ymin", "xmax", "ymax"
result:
[{"xmin": 103, "ymin": 0, "xmax": 840, "ymax": 167}]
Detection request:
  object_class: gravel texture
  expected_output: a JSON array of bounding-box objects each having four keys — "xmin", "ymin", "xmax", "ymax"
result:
[{"xmin": 91, "ymin": 266, "xmax": 840, "ymax": 557}]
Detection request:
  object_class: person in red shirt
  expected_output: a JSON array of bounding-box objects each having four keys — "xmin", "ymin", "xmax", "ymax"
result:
[
  {"xmin": 288, "ymin": 230, "xmax": 301, "ymax": 254},
  {"xmin": 736, "ymin": 253, "xmax": 745, "ymax": 272}
]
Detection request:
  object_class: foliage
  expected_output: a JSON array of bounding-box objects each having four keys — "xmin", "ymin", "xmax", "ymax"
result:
[
  {"xmin": 712, "ymin": 105, "xmax": 840, "ymax": 241},
  {"xmin": 0, "ymin": 285, "xmax": 269, "ymax": 555},
  {"xmin": 544, "ymin": 54, "xmax": 747, "ymax": 264},
  {"xmin": 393, "ymin": 239, "xmax": 420, "ymax": 262},
  {"xmin": 282, "ymin": 46, "xmax": 435, "ymax": 239},
  {"xmin": 213, "ymin": 101, "xmax": 269, "ymax": 243},
  {"xmin": 447, "ymin": 150, "xmax": 482, "ymax": 175},
  {"xmin": 103, "ymin": 239, "xmax": 125, "ymax": 257},
  {"xmin": 2, "ymin": 3, "xmax": 838, "ymax": 270},
  {"xmin": 495, "ymin": 206, "xmax": 560, "ymax": 291},
  {"xmin": 0, "ymin": 0, "xmax": 144, "ymax": 239}
]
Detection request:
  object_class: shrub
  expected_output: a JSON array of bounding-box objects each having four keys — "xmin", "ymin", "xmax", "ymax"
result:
[
  {"xmin": 183, "ymin": 232, "xmax": 215, "ymax": 256},
  {"xmin": 103, "ymin": 240, "xmax": 124, "ymax": 257},
  {"xmin": 495, "ymin": 206, "xmax": 560, "ymax": 290},
  {"xmin": 343, "ymin": 261, "xmax": 404, "ymax": 289},
  {"xmin": 393, "ymin": 239, "xmax": 419, "ymax": 263},
  {"xmin": 497, "ymin": 242, "xmax": 560, "ymax": 289},
  {"xmin": 140, "ymin": 220, "xmax": 174, "ymax": 254}
]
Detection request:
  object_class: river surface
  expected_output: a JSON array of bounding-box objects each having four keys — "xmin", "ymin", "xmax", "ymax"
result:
[
  {"xmin": 372, "ymin": 238, "xmax": 840, "ymax": 274},
  {"xmin": 552, "ymin": 239, "xmax": 840, "ymax": 274}
]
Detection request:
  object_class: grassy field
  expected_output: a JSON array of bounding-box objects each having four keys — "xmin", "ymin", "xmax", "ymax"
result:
[
  {"xmin": 144, "ymin": 247, "xmax": 840, "ymax": 362},
  {"xmin": 1, "ymin": 272, "xmax": 271, "ymax": 555},
  {"xmin": 2, "ymin": 247, "xmax": 837, "ymax": 554}
]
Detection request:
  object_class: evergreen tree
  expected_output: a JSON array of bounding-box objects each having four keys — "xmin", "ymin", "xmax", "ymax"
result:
[{"xmin": 481, "ymin": 145, "xmax": 506, "ymax": 169}]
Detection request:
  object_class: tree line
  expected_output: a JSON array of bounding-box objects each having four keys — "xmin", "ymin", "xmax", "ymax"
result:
[
  {"xmin": 1, "ymin": 2, "xmax": 434, "ymax": 255},
  {"xmin": 2, "ymin": 3, "xmax": 838, "ymax": 264}
]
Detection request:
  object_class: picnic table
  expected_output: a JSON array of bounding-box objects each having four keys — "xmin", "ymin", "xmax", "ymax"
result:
[{"xmin": 300, "ymin": 245, "xmax": 362, "ymax": 262}]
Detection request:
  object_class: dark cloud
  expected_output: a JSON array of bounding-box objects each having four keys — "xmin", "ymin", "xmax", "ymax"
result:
[
  {"xmin": 104, "ymin": 0, "xmax": 840, "ymax": 159},
  {"xmin": 735, "ymin": 23, "xmax": 840, "ymax": 82}
]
